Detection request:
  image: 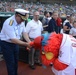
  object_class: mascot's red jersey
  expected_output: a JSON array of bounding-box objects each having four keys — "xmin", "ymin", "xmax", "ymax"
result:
[{"xmin": 30, "ymin": 32, "xmax": 76, "ymax": 75}]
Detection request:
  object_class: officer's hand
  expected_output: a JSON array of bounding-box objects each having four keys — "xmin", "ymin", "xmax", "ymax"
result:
[
  {"xmin": 26, "ymin": 42, "xmax": 31, "ymax": 48},
  {"xmin": 26, "ymin": 42, "xmax": 32, "ymax": 51}
]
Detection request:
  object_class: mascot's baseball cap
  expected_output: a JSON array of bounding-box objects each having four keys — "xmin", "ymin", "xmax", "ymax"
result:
[{"xmin": 15, "ymin": 8, "xmax": 29, "ymax": 20}]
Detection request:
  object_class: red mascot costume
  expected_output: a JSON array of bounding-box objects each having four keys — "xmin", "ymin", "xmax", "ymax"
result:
[{"xmin": 30, "ymin": 32, "xmax": 76, "ymax": 75}]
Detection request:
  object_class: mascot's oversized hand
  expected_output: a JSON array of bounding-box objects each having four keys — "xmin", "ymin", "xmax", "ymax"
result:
[{"xmin": 30, "ymin": 32, "xmax": 68, "ymax": 71}]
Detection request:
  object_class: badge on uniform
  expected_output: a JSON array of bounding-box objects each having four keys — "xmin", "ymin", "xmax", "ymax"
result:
[{"xmin": 9, "ymin": 20, "xmax": 14, "ymax": 26}]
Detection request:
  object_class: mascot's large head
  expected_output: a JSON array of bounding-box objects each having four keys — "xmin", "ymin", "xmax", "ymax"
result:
[{"xmin": 30, "ymin": 32, "xmax": 63, "ymax": 66}]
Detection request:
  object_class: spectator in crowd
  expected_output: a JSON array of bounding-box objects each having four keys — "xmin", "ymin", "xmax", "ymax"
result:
[
  {"xmin": 63, "ymin": 15, "xmax": 70, "ymax": 26},
  {"xmin": 24, "ymin": 13, "xmax": 31, "ymax": 26},
  {"xmin": 0, "ymin": 8, "xmax": 31, "ymax": 75},
  {"xmin": 63, "ymin": 16, "xmax": 75, "ymax": 34},
  {"xmin": 25, "ymin": 11, "xmax": 43, "ymax": 69},
  {"xmin": 48, "ymin": 11, "xmax": 52, "ymax": 20},
  {"xmin": 42, "ymin": 11, "xmax": 50, "ymax": 32},
  {"xmin": 69, "ymin": 21, "xmax": 76, "ymax": 38},
  {"xmin": 48, "ymin": 11, "xmax": 59, "ymax": 33},
  {"xmin": 56, "ymin": 17, "xmax": 62, "ymax": 33}
]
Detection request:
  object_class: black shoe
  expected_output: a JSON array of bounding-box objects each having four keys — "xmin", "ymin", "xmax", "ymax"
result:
[
  {"xmin": 37, "ymin": 62, "xmax": 42, "ymax": 66},
  {"xmin": 29, "ymin": 65, "xmax": 36, "ymax": 70},
  {"xmin": 50, "ymin": 63, "xmax": 53, "ymax": 66},
  {"xmin": 35, "ymin": 61, "xmax": 42, "ymax": 66}
]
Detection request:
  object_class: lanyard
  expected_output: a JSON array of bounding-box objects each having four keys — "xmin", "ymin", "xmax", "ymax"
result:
[{"xmin": 14, "ymin": 25, "xmax": 21, "ymax": 38}]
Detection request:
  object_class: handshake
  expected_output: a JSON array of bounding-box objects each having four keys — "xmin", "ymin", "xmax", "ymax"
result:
[
  {"xmin": 26, "ymin": 32, "xmax": 50, "ymax": 50},
  {"xmin": 29, "ymin": 33, "xmax": 50, "ymax": 49}
]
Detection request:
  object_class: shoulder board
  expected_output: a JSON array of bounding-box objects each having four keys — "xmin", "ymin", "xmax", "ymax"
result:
[{"xmin": 9, "ymin": 20, "xmax": 14, "ymax": 26}]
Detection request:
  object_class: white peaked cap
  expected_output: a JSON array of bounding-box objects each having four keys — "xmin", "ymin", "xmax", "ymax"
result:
[{"xmin": 15, "ymin": 8, "xmax": 29, "ymax": 15}]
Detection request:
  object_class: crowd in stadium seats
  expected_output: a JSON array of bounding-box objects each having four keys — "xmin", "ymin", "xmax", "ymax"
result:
[{"xmin": 0, "ymin": 1, "xmax": 76, "ymax": 17}]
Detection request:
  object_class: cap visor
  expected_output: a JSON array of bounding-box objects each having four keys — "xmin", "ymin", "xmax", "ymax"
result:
[{"xmin": 19, "ymin": 15, "xmax": 26, "ymax": 20}]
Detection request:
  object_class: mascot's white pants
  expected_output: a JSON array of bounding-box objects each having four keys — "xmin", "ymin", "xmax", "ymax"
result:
[{"xmin": 52, "ymin": 64, "xmax": 75, "ymax": 75}]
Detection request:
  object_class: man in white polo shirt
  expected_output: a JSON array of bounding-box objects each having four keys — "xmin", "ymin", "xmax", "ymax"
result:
[{"xmin": 25, "ymin": 11, "xmax": 43, "ymax": 69}]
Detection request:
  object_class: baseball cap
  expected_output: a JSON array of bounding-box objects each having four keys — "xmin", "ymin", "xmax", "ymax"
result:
[{"xmin": 15, "ymin": 8, "xmax": 29, "ymax": 20}]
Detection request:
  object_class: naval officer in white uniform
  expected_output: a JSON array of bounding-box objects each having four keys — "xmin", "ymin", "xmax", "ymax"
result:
[{"xmin": 0, "ymin": 8, "xmax": 31, "ymax": 75}]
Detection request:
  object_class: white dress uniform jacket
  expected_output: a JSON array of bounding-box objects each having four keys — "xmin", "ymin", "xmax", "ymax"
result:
[
  {"xmin": 52, "ymin": 34, "xmax": 76, "ymax": 75},
  {"xmin": 0, "ymin": 15, "xmax": 26, "ymax": 42}
]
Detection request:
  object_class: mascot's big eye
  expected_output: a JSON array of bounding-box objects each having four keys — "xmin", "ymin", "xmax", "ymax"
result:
[{"xmin": 45, "ymin": 52, "xmax": 54, "ymax": 60}]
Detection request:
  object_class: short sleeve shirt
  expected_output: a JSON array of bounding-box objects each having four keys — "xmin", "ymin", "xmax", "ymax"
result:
[
  {"xmin": 25, "ymin": 19, "xmax": 43, "ymax": 39},
  {"xmin": 0, "ymin": 15, "xmax": 26, "ymax": 42}
]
